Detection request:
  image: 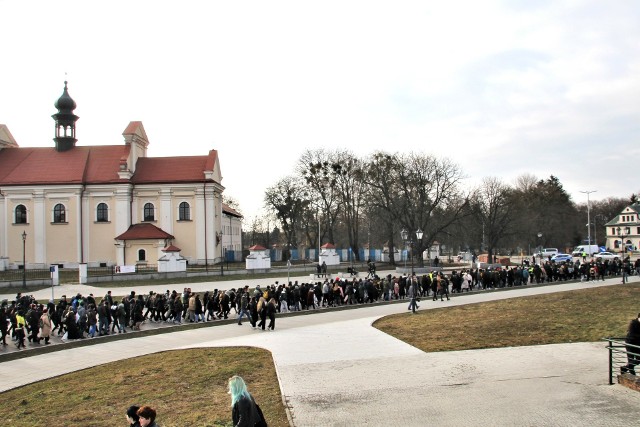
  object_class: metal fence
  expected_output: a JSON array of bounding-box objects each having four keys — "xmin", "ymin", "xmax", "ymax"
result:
[
  {"xmin": 603, "ymin": 337, "xmax": 639, "ymax": 384},
  {"xmin": 87, "ymin": 265, "xmax": 159, "ymax": 277},
  {"xmin": 0, "ymin": 268, "xmax": 51, "ymax": 282}
]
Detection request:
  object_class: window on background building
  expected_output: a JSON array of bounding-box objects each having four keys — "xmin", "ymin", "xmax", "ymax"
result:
[
  {"xmin": 96, "ymin": 203, "xmax": 109, "ymax": 222},
  {"xmin": 143, "ymin": 203, "xmax": 155, "ymax": 221},
  {"xmin": 53, "ymin": 204, "xmax": 66, "ymax": 223},
  {"xmin": 138, "ymin": 249, "xmax": 146, "ymax": 261},
  {"xmin": 15, "ymin": 205, "xmax": 27, "ymax": 224},
  {"xmin": 178, "ymin": 202, "xmax": 190, "ymax": 221}
]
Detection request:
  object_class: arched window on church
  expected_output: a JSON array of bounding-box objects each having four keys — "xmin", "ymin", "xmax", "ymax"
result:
[
  {"xmin": 53, "ymin": 203, "xmax": 66, "ymax": 223},
  {"xmin": 96, "ymin": 203, "xmax": 109, "ymax": 222},
  {"xmin": 138, "ymin": 249, "xmax": 146, "ymax": 261},
  {"xmin": 143, "ymin": 203, "xmax": 155, "ymax": 221},
  {"xmin": 15, "ymin": 205, "xmax": 27, "ymax": 224},
  {"xmin": 179, "ymin": 202, "xmax": 191, "ymax": 221}
]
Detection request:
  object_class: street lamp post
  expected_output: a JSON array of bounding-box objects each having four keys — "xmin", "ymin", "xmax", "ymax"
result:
[
  {"xmin": 536, "ymin": 232, "xmax": 542, "ymax": 264},
  {"xmin": 415, "ymin": 229, "xmax": 423, "ymax": 275},
  {"xmin": 401, "ymin": 228, "xmax": 423, "ymax": 275},
  {"xmin": 580, "ymin": 190, "xmax": 597, "ymax": 245},
  {"xmin": 22, "ymin": 231, "xmax": 27, "ymax": 289},
  {"xmin": 401, "ymin": 228, "xmax": 408, "ymax": 273},
  {"xmin": 617, "ymin": 226, "xmax": 629, "ymax": 284}
]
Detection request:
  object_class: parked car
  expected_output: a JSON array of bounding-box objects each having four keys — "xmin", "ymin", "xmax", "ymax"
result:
[
  {"xmin": 540, "ymin": 248, "xmax": 559, "ymax": 258},
  {"xmin": 595, "ymin": 252, "xmax": 618, "ymax": 262},
  {"xmin": 551, "ymin": 254, "xmax": 573, "ymax": 263}
]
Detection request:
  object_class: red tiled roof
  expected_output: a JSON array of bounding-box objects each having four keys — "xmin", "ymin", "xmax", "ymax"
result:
[
  {"xmin": 162, "ymin": 244, "xmax": 181, "ymax": 252},
  {"xmin": 115, "ymin": 223, "xmax": 174, "ymax": 240},
  {"xmin": 131, "ymin": 155, "xmax": 215, "ymax": 184},
  {"xmin": 249, "ymin": 245, "xmax": 267, "ymax": 251},
  {"xmin": 321, "ymin": 243, "xmax": 336, "ymax": 249},
  {"xmin": 0, "ymin": 146, "xmax": 220, "ymax": 186},
  {"xmin": 0, "ymin": 146, "xmax": 131, "ymax": 185}
]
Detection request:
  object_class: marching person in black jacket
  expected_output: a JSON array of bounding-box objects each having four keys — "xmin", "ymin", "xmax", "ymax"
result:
[
  {"xmin": 621, "ymin": 313, "xmax": 640, "ymax": 375},
  {"xmin": 267, "ymin": 298, "xmax": 277, "ymax": 331}
]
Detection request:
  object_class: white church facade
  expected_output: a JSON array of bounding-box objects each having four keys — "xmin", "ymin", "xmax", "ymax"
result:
[{"xmin": 0, "ymin": 82, "xmax": 229, "ymax": 269}]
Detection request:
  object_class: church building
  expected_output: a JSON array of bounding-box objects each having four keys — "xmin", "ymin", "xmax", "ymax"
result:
[{"xmin": 0, "ymin": 82, "xmax": 227, "ymax": 269}]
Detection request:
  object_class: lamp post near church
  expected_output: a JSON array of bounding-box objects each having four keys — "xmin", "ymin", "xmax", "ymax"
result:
[
  {"xmin": 414, "ymin": 229, "xmax": 423, "ymax": 274},
  {"xmin": 22, "ymin": 231, "xmax": 27, "ymax": 289},
  {"xmin": 617, "ymin": 226, "xmax": 629, "ymax": 284},
  {"xmin": 401, "ymin": 228, "xmax": 423, "ymax": 275}
]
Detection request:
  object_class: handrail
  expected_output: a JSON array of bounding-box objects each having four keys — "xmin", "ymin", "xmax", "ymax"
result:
[{"xmin": 603, "ymin": 337, "xmax": 640, "ymax": 385}]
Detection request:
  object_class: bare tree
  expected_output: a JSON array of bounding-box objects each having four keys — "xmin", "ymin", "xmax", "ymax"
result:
[
  {"xmin": 244, "ymin": 211, "xmax": 276, "ymax": 248},
  {"xmin": 264, "ymin": 176, "xmax": 309, "ymax": 247},
  {"xmin": 471, "ymin": 177, "xmax": 516, "ymax": 263},
  {"xmin": 393, "ymin": 153, "xmax": 468, "ymax": 266},
  {"xmin": 332, "ymin": 151, "xmax": 366, "ymax": 261},
  {"xmin": 297, "ymin": 149, "xmax": 341, "ymax": 244},
  {"xmin": 363, "ymin": 152, "xmax": 401, "ymax": 264}
]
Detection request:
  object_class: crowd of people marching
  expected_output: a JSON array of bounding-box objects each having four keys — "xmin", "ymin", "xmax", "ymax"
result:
[{"xmin": 1, "ymin": 257, "xmax": 637, "ymax": 349}]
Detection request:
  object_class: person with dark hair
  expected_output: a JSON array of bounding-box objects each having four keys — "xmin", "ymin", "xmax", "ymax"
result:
[
  {"xmin": 248, "ymin": 296, "xmax": 258, "ymax": 329},
  {"xmin": 136, "ymin": 405, "xmax": 158, "ymax": 427},
  {"xmin": 621, "ymin": 313, "xmax": 640, "ymax": 375},
  {"xmin": 256, "ymin": 296, "xmax": 267, "ymax": 330},
  {"xmin": 126, "ymin": 405, "xmax": 141, "ymax": 427},
  {"xmin": 0, "ymin": 306, "xmax": 8, "ymax": 346},
  {"xmin": 64, "ymin": 306, "xmax": 83, "ymax": 340},
  {"xmin": 237, "ymin": 288, "xmax": 250, "ymax": 326},
  {"xmin": 267, "ymin": 297, "xmax": 277, "ymax": 331},
  {"xmin": 407, "ymin": 277, "xmax": 419, "ymax": 314},
  {"xmin": 86, "ymin": 304, "xmax": 97, "ymax": 338}
]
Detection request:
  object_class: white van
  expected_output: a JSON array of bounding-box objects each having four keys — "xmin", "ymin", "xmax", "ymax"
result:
[
  {"xmin": 540, "ymin": 248, "xmax": 559, "ymax": 258},
  {"xmin": 571, "ymin": 245, "xmax": 600, "ymax": 257}
]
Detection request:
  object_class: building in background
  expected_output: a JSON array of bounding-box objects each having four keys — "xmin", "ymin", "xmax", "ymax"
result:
[
  {"xmin": 0, "ymin": 82, "xmax": 227, "ymax": 269},
  {"xmin": 221, "ymin": 204, "xmax": 243, "ymax": 262},
  {"xmin": 604, "ymin": 203, "xmax": 640, "ymax": 253}
]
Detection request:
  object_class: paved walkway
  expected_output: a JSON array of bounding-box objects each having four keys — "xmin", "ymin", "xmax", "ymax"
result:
[{"xmin": 1, "ymin": 275, "xmax": 639, "ymax": 426}]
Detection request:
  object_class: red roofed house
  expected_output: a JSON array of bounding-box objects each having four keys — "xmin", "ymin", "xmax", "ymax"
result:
[{"xmin": 0, "ymin": 82, "xmax": 230, "ymax": 269}]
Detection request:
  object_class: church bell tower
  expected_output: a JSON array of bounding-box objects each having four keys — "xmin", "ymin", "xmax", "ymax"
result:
[{"xmin": 52, "ymin": 81, "xmax": 79, "ymax": 151}]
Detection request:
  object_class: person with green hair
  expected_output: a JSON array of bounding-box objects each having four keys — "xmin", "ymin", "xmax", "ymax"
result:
[{"xmin": 228, "ymin": 375, "xmax": 265, "ymax": 427}]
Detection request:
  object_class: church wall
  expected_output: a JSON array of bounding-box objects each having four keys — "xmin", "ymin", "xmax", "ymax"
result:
[
  {"xmin": 172, "ymin": 194, "xmax": 197, "ymax": 263},
  {"xmin": 86, "ymin": 190, "xmax": 118, "ymax": 266},
  {"xmin": 45, "ymin": 192, "xmax": 79, "ymax": 265},
  {"xmin": 5, "ymin": 192, "xmax": 34, "ymax": 267},
  {"xmin": 1, "ymin": 181, "xmax": 230, "ymax": 268},
  {"xmin": 124, "ymin": 239, "xmax": 164, "ymax": 265},
  {"xmin": 0, "ymin": 195, "xmax": 6, "ymax": 259}
]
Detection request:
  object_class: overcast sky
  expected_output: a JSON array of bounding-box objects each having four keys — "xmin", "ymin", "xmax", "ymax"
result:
[{"xmin": 1, "ymin": 0, "xmax": 638, "ymax": 224}]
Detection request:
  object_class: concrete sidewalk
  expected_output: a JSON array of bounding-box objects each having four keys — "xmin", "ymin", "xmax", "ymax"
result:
[{"xmin": 0, "ymin": 276, "xmax": 638, "ymax": 426}]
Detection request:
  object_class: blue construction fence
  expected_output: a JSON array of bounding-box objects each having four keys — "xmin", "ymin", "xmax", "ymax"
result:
[{"xmin": 277, "ymin": 248, "xmax": 379, "ymax": 262}]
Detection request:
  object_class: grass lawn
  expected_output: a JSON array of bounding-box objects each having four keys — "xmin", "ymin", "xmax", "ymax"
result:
[
  {"xmin": 374, "ymin": 283, "xmax": 640, "ymax": 353},
  {"xmin": 0, "ymin": 347, "xmax": 288, "ymax": 427}
]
